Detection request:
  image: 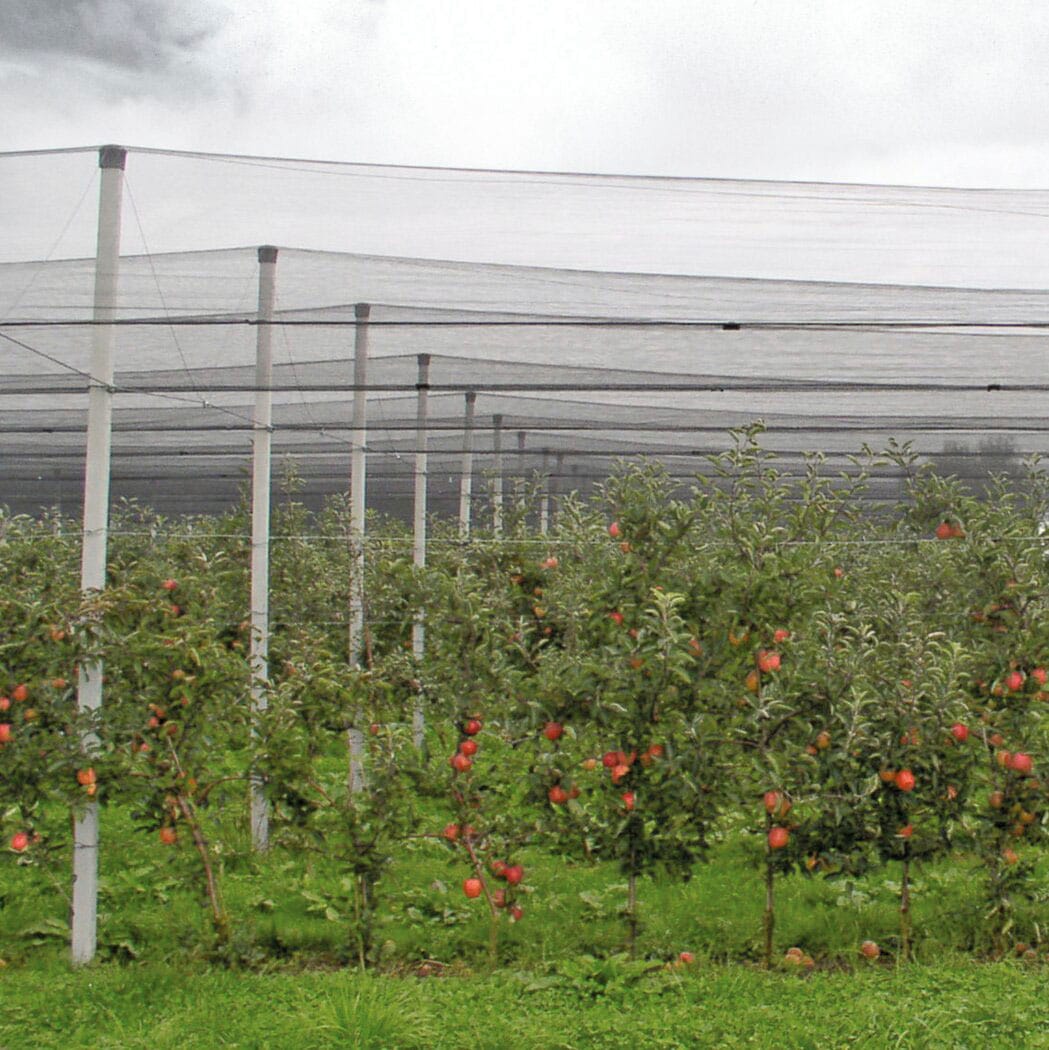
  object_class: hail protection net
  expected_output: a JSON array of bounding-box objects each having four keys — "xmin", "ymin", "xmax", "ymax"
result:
[{"xmin": 2, "ymin": 146, "xmax": 1049, "ymax": 517}]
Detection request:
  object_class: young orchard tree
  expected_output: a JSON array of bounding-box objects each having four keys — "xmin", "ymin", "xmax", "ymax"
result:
[
  {"xmin": 107, "ymin": 577, "xmax": 249, "ymax": 948},
  {"xmin": 439, "ymin": 721, "xmax": 536, "ymax": 967},
  {"xmin": 258, "ymin": 655, "xmax": 417, "ymax": 969},
  {"xmin": 533, "ymin": 558, "xmax": 729, "ymax": 957},
  {"xmin": 919, "ymin": 472, "xmax": 1049, "ymax": 957},
  {"xmin": 692, "ymin": 428, "xmax": 876, "ymax": 967},
  {"xmin": 859, "ymin": 584, "xmax": 976, "ymax": 961},
  {"xmin": 734, "ymin": 609, "xmax": 886, "ymax": 970},
  {"xmin": 0, "ymin": 518, "xmax": 83, "ymax": 863}
]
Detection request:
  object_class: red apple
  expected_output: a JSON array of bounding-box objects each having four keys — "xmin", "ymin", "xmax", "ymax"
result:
[
  {"xmin": 504, "ymin": 864, "xmax": 524, "ymax": 886},
  {"xmin": 459, "ymin": 739, "xmax": 478, "ymax": 757},
  {"xmin": 1010, "ymin": 752, "xmax": 1034, "ymax": 774},
  {"xmin": 463, "ymin": 719, "xmax": 482, "ymax": 736},
  {"xmin": 860, "ymin": 940, "xmax": 880, "ymax": 959},
  {"xmin": 898, "ymin": 824, "xmax": 914, "ymax": 839},
  {"xmin": 11, "ymin": 684, "xmax": 28, "ymax": 703},
  {"xmin": 451, "ymin": 753, "xmax": 473, "ymax": 773},
  {"xmin": 768, "ymin": 827, "xmax": 790, "ymax": 850},
  {"xmin": 894, "ymin": 769, "xmax": 916, "ymax": 792},
  {"xmin": 0, "ymin": 723, "xmax": 12, "ymax": 743},
  {"xmin": 756, "ymin": 650, "xmax": 781, "ymax": 673},
  {"xmin": 442, "ymin": 823, "xmax": 460, "ymax": 842},
  {"xmin": 773, "ymin": 628, "xmax": 791, "ymax": 644},
  {"xmin": 609, "ymin": 611, "xmax": 624, "ymax": 626},
  {"xmin": 950, "ymin": 723, "xmax": 969, "ymax": 743},
  {"xmin": 763, "ymin": 790, "xmax": 792, "ymax": 819},
  {"xmin": 1032, "ymin": 667, "xmax": 1048, "ymax": 686},
  {"xmin": 548, "ymin": 785, "xmax": 569, "ymax": 805},
  {"xmin": 463, "ymin": 877, "xmax": 483, "ymax": 899},
  {"xmin": 162, "ymin": 578, "xmax": 178, "ymax": 591},
  {"xmin": 621, "ymin": 791, "xmax": 635, "ymax": 811},
  {"xmin": 608, "ymin": 521, "xmax": 621, "ymax": 538},
  {"xmin": 935, "ymin": 521, "xmax": 954, "ymax": 540},
  {"xmin": 0, "ymin": 698, "xmax": 9, "ymax": 712},
  {"xmin": 543, "ymin": 721, "xmax": 564, "ymax": 742},
  {"xmin": 9, "ymin": 831, "xmax": 29, "ymax": 852},
  {"xmin": 159, "ymin": 826, "xmax": 178, "ymax": 846},
  {"xmin": 678, "ymin": 951, "xmax": 695, "ymax": 964},
  {"xmin": 509, "ymin": 905, "xmax": 524, "ymax": 922},
  {"xmin": 1005, "ymin": 670, "xmax": 1025, "ymax": 692}
]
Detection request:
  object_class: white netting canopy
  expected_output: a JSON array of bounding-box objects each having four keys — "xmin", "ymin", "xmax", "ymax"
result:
[{"xmin": 2, "ymin": 146, "xmax": 1048, "ymax": 516}]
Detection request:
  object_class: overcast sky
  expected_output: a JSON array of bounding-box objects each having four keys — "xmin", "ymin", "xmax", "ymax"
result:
[{"xmin": 2, "ymin": 0, "xmax": 1049, "ymax": 186}]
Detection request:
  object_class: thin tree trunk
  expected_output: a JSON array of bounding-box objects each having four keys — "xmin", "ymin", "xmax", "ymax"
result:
[
  {"xmin": 763, "ymin": 812, "xmax": 775, "ymax": 969},
  {"xmin": 763, "ymin": 852, "xmax": 775, "ymax": 969},
  {"xmin": 176, "ymin": 795, "xmax": 228, "ymax": 944},
  {"xmin": 627, "ymin": 852, "xmax": 639, "ymax": 959},
  {"xmin": 899, "ymin": 851, "xmax": 911, "ymax": 963},
  {"xmin": 462, "ymin": 833, "xmax": 500, "ymax": 968}
]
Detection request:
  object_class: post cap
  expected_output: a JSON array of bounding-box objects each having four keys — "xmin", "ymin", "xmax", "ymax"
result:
[
  {"xmin": 99, "ymin": 145, "xmax": 127, "ymax": 170},
  {"xmin": 258, "ymin": 245, "xmax": 278, "ymax": 264}
]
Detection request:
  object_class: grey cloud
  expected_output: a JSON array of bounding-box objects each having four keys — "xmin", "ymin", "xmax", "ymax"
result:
[{"xmin": 0, "ymin": 0, "xmax": 224, "ymax": 70}]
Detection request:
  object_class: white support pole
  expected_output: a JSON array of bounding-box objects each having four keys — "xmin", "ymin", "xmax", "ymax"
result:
[
  {"xmin": 348, "ymin": 303, "xmax": 370, "ymax": 793},
  {"xmin": 458, "ymin": 391, "xmax": 476, "ymax": 538},
  {"xmin": 250, "ymin": 245, "xmax": 277, "ymax": 852},
  {"xmin": 539, "ymin": 448, "xmax": 551, "ymax": 535},
  {"xmin": 552, "ymin": 452, "xmax": 564, "ymax": 527},
  {"xmin": 411, "ymin": 354, "xmax": 430, "ymax": 749},
  {"xmin": 516, "ymin": 430, "xmax": 527, "ymax": 517},
  {"xmin": 71, "ymin": 144, "xmax": 125, "ymax": 967},
  {"xmin": 492, "ymin": 414, "xmax": 503, "ymax": 534}
]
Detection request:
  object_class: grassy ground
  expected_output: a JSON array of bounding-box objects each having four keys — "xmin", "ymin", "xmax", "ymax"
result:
[{"xmin": 4, "ymin": 961, "xmax": 1049, "ymax": 1049}]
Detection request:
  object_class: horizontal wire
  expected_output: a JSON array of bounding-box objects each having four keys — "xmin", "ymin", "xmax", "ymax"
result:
[
  {"xmin": 0, "ymin": 381, "xmax": 1041, "ymax": 396},
  {"xmin": 5, "ymin": 318, "xmax": 1049, "ymax": 329},
  {"xmin": 4, "ymin": 411, "xmax": 1045, "ymax": 428}
]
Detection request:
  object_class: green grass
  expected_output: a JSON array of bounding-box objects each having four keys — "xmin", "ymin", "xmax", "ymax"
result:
[{"xmin": 4, "ymin": 962, "xmax": 1049, "ymax": 1048}]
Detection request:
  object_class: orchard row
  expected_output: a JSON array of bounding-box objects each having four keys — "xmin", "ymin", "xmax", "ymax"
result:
[{"xmin": 3, "ymin": 429, "xmax": 1049, "ymax": 965}]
